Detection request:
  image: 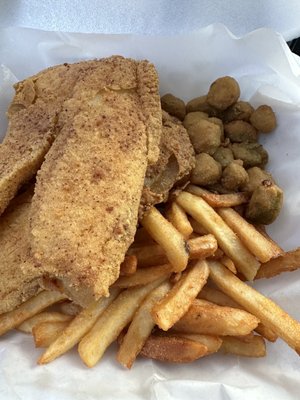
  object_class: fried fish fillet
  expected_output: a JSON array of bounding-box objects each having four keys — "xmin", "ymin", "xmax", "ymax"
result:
[
  {"xmin": 0, "ymin": 188, "xmax": 42, "ymax": 314},
  {"xmin": 0, "ymin": 60, "xmax": 116, "ymax": 217},
  {"xmin": 31, "ymin": 56, "xmax": 161, "ymax": 304},
  {"xmin": 140, "ymin": 111, "xmax": 195, "ymax": 215}
]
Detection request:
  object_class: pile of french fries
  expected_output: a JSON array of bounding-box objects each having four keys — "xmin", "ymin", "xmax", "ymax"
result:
[{"xmin": 1, "ymin": 187, "xmax": 300, "ymax": 367}]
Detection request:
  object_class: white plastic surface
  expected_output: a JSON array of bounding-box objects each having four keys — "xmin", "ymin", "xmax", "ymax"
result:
[{"xmin": 0, "ymin": 24, "xmax": 300, "ymax": 400}]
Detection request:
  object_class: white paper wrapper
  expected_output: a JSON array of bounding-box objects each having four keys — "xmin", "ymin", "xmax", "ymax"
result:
[{"xmin": 0, "ymin": 24, "xmax": 300, "ymax": 400}]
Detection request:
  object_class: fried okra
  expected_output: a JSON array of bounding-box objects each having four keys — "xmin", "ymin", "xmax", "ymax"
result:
[
  {"xmin": 231, "ymin": 143, "xmax": 268, "ymax": 168},
  {"xmin": 241, "ymin": 167, "xmax": 274, "ymax": 193},
  {"xmin": 245, "ymin": 181, "xmax": 283, "ymax": 224},
  {"xmin": 250, "ymin": 105, "xmax": 276, "ymax": 133},
  {"xmin": 183, "ymin": 111, "xmax": 208, "ymax": 130},
  {"xmin": 209, "ymin": 117, "xmax": 224, "ymax": 141},
  {"xmin": 191, "ymin": 153, "xmax": 222, "ymax": 186},
  {"xmin": 207, "ymin": 76, "xmax": 240, "ymax": 111},
  {"xmin": 161, "ymin": 93, "xmax": 186, "ymax": 120},
  {"xmin": 221, "ymin": 161, "xmax": 249, "ymax": 190},
  {"xmin": 212, "ymin": 146, "xmax": 234, "ymax": 168},
  {"xmin": 222, "ymin": 101, "xmax": 254, "ymax": 123},
  {"xmin": 186, "ymin": 95, "xmax": 219, "ymax": 116},
  {"xmin": 224, "ymin": 120, "xmax": 257, "ymax": 143},
  {"xmin": 187, "ymin": 118, "xmax": 222, "ymax": 155}
]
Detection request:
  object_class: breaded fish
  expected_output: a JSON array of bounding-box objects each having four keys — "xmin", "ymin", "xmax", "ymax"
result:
[
  {"xmin": 31, "ymin": 56, "xmax": 161, "ymax": 304},
  {"xmin": 0, "ymin": 188, "xmax": 41, "ymax": 314},
  {"xmin": 0, "ymin": 61, "xmax": 110, "ymax": 216},
  {"xmin": 140, "ymin": 111, "xmax": 195, "ymax": 215}
]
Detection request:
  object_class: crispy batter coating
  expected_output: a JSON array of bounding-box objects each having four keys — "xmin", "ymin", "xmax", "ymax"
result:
[
  {"xmin": 30, "ymin": 57, "xmax": 161, "ymax": 303},
  {"xmin": 0, "ymin": 61, "xmax": 104, "ymax": 217},
  {"xmin": 0, "ymin": 189, "xmax": 42, "ymax": 314},
  {"xmin": 140, "ymin": 111, "xmax": 195, "ymax": 214}
]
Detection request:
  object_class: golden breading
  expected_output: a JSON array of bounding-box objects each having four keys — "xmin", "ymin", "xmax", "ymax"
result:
[
  {"xmin": 30, "ymin": 56, "xmax": 161, "ymax": 304},
  {"xmin": 0, "ymin": 61, "xmax": 110, "ymax": 217},
  {"xmin": 0, "ymin": 188, "xmax": 42, "ymax": 314}
]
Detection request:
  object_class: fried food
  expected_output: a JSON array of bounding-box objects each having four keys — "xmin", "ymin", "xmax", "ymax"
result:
[
  {"xmin": 187, "ymin": 119, "xmax": 222, "ymax": 155},
  {"xmin": 231, "ymin": 142, "xmax": 268, "ymax": 168},
  {"xmin": 141, "ymin": 111, "xmax": 195, "ymax": 212},
  {"xmin": 0, "ymin": 188, "xmax": 42, "ymax": 314},
  {"xmin": 191, "ymin": 153, "xmax": 222, "ymax": 186},
  {"xmin": 183, "ymin": 111, "xmax": 209, "ymax": 130},
  {"xmin": 245, "ymin": 181, "xmax": 283, "ymax": 225},
  {"xmin": 186, "ymin": 185, "xmax": 250, "ymax": 207},
  {"xmin": 166, "ymin": 202, "xmax": 193, "ymax": 239},
  {"xmin": 256, "ymin": 248, "xmax": 300, "ymax": 279},
  {"xmin": 152, "ymin": 260, "xmax": 209, "ymax": 330},
  {"xmin": 161, "ymin": 93, "xmax": 186, "ymax": 120},
  {"xmin": 222, "ymin": 101, "xmax": 254, "ymax": 123},
  {"xmin": 224, "ymin": 120, "xmax": 257, "ymax": 143},
  {"xmin": 241, "ymin": 167, "xmax": 275, "ymax": 193},
  {"xmin": 186, "ymin": 95, "xmax": 218, "ymax": 116},
  {"xmin": 17, "ymin": 312, "xmax": 72, "ymax": 334},
  {"xmin": 250, "ymin": 105, "xmax": 276, "ymax": 133},
  {"xmin": 207, "ymin": 76, "xmax": 240, "ymax": 110},
  {"xmin": 221, "ymin": 161, "xmax": 249, "ymax": 191},
  {"xmin": 220, "ymin": 335, "xmax": 266, "ymax": 357},
  {"xmin": 212, "ymin": 146, "xmax": 234, "ymax": 168},
  {"xmin": 30, "ymin": 56, "xmax": 162, "ymax": 305}
]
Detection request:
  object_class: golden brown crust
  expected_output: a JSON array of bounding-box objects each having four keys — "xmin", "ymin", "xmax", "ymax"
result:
[
  {"xmin": 30, "ymin": 56, "xmax": 161, "ymax": 302},
  {"xmin": 0, "ymin": 189, "xmax": 42, "ymax": 314}
]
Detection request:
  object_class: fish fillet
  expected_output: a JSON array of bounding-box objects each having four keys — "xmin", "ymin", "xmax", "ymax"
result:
[
  {"xmin": 31, "ymin": 56, "xmax": 161, "ymax": 304},
  {"xmin": 0, "ymin": 188, "xmax": 41, "ymax": 314},
  {"xmin": 0, "ymin": 60, "xmax": 115, "ymax": 216}
]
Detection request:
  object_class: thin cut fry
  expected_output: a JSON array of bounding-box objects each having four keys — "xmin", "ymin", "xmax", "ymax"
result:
[
  {"xmin": 140, "ymin": 335, "xmax": 208, "ymax": 363},
  {"xmin": 120, "ymin": 255, "xmax": 138, "ymax": 276},
  {"xmin": 117, "ymin": 281, "xmax": 171, "ymax": 368},
  {"xmin": 33, "ymin": 321, "xmax": 70, "ymax": 348},
  {"xmin": 256, "ymin": 248, "xmax": 300, "ymax": 279},
  {"xmin": 176, "ymin": 192, "xmax": 260, "ymax": 280},
  {"xmin": 152, "ymin": 260, "xmax": 209, "ymax": 331},
  {"xmin": 218, "ymin": 207, "xmax": 283, "ymax": 263},
  {"xmin": 113, "ymin": 264, "xmax": 172, "ymax": 288},
  {"xmin": 173, "ymin": 299, "xmax": 259, "ymax": 336},
  {"xmin": 220, "ymin": 335, "xmax": 266, "ymax": 357},
  {"xmin": 18, "ymin": 312, "xmax": 72, "ymax": 334},
  {"xmin": 0, "ymin": 291, "xmax": 67, "ymax": 336},
  {"xmin": 166, "ymin": 202, "xmax": 193, "ymax": 239},
  {"xmin": 208, "ymin": 261, "xmax": 300, "ymax": 354},
  {"xmin": 78, "ymin": 278, "xmax": 165, "ymax": 367},
  {"xmin": 186, "ymin": 185, "xmax": 250, "ymax": 207},
  {"xmin": 198, "ymin": 286, "xmax": 277, "ymax": 342},
  {"xmin": 220, "ymin": 255, "xmax": 237, "ymax": 274},
  {"xmin": 173, "ymin": 333, "xmax": 222, "ymax": 354},
  {"xmin": 140, "ymin": 207, "xmax": 189, "ymax": 272},
  {"xmin": 38, "ymin": 288, "xmax": 120, "ymax": 364},
  {"xmin": 129, "ymin": 235, "xmax": 217, "ymax": 268}
]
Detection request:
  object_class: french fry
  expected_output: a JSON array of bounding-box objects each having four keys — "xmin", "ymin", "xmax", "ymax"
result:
[
  {"xmin": 113, "ymin": 264, "xmax": 172, "ymax": 288},
  {"xmin": 78, "ymin": 278, "xmax": 165, "ymax": 367},
  {"xmin": 117, "ymin": 281, "xmax": 171, "ymax": 368},
  {"xmin": 186, "ymin": 185, "xmax": 250, "ymax": 207},
  {"xmin": 33, "ymin": 321, "xmax": 70, "ymax": 348},
  {"xmin": 38, "ymin": 288, "xmax": 121, "ymax": 364},
  {"xmin": 219, "ymin": 335, "xmax": 266, "ymax": 357},
  {"xmin": 199, "ymin": 286, "xmax": 278, "ymax": 342},
  {"xmin": 220, "ymin": 255, "xmax": 237, "ymax": 274},
  {"xmin": 120, "ymin": 255, "xmax": 138, "ymax": 276},
  {"xmin": 176, "ymin": 192, "xmax": 260, "ymax": 280},
  {"xmin": 208, "ymin": 261, "xmax": 300, "ymax": 354},
  {"xmin": 133, "ymin": 227, "xmax": 155, "ymax": 245},
  {"xmin": 0, "ymin": 291, "xmax": 67, "ymax": 336},
  {"xmin": 166, "ymin": 202, "xmax": 193, "ymax": 239},
  {"xmin": 217, "ymin": 207, "xmax": 283, "ymax": 263},
  {"xmin": 173, "ymin": 299, "xmax": 259, "ymax": 336},
  {"xmin": 152, "ymin": 260, "xmax": 209, "ymax": 331},
  {"xmin": 256, "ymin": 248, "xmax": 300, "ymax": 279},
  {"xmin": 140, "ymin": 334, "xmax": 208, "ymax": 363},
  {"xmin": 18, "ymin": 312, "xmax": 72, "ymax": 334},
  {"xmin": 173, "ymin": 333, "xmax": 222, "ymax": 354},
  {"xmin": 59, "ymin": 301, "xmax": 83, "ymax": 316},
  {"xmin": 140, "ymin": 206, "xmax": 189, "ymax": 272},
  {"xmin": 129, "ymin": 235, "xmax": 217, "ymax": 268},
  {"xmin": 208, "ymin": 248, "xmax": 224, "ymax": 260}
]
